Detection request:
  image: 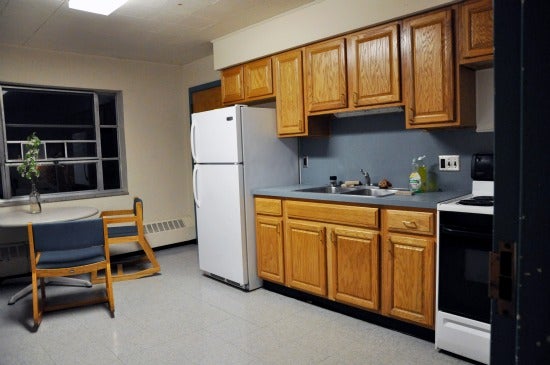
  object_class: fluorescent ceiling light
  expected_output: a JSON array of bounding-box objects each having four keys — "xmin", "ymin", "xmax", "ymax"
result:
[{"xmin": 69, "ymin": 0, "xmax": 128, "ymax": 16}]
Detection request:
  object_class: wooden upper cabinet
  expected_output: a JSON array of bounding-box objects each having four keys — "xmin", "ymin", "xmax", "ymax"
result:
[
  {"xmin": 402, "ymin": 9, "xmax": 455, "ymax": 127},
  {"xmin": 244, "ymin": 57, "xmax": 274, "ymax": 99},
  {"xmin": 221, "ymin": 65, "xmax": 244, "ymax": 104},
  {"xmin": 274, "ymin": 49, "xmax": 306, "ymax": 136},
  {"xmin": 347, "ymin": 22, "xmax": 401, "ymax": 107},
  {"xmin": 305, "ymin": 38, "xmax": 347, "ymax": 113},
  {"xmin": 459, "ymin": 0, "xmax": 494, "ymax": 66},
  {"xmin": 221, "ymin": 57, "xmax": 274, "ymax": 105}
]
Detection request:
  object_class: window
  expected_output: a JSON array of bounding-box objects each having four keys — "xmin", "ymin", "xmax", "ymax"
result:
[{"xmin": 0, "ymin": 85, "xmax": 126, "ymax": 204}]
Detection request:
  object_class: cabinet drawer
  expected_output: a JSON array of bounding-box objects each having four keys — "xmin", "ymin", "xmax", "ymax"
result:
[
  {"xmin": 255, "ymin": 197, "xmax": 282, "ymax": 216},
  {"xmin": 285, "ymin": 200, "xmax": 378, "ymax": 229},
  {"xmin": 385, "ymin": 209, "xmax": 434, "ymax": 235}
]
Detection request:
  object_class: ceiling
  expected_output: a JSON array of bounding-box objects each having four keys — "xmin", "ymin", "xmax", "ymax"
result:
[{"xmin": 0, "ymin": 0, "xmax": 315, "ymax": 66}]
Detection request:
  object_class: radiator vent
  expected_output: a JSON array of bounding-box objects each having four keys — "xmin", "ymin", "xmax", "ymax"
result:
[
  {"xmin": 0, "ymin": 241, "xmax": 30, "ymax": 277},
  {"xmin": 0, "ymin": 241, "xmax": 28, "ymax": 262},
  {"xmin": 145, "ymin": 219, "xmax": 185, "ymax": 234}
]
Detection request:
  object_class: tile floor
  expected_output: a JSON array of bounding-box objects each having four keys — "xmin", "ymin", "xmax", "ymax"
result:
[{"xmin": 0, "ymin": 244, "xmax": 472, "ymax": 365}]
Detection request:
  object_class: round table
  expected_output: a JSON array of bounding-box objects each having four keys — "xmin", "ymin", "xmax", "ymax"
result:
[
  {"xmin": 0, "ymin": 206, "xmax": 98, "ymax": 228},
  {"xmin": 0, "ymin": 206, "xmax": 99, "ymax": 304}
]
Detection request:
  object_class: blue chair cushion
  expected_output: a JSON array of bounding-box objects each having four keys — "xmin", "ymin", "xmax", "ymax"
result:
[
  {"xmin": 108, "ymin": 225, "xmax": 138, "ymax": 238},
  {"xmin": 37, "ymin": 245, "xmax": 106, "ymax": 269}
]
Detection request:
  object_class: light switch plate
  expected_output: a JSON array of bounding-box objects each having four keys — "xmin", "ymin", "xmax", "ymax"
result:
[{"xmin": 439, "ymin": 155, "xmax": 460, "ymax": 171}]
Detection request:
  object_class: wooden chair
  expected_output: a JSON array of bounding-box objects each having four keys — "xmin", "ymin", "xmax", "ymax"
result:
[
  {"xmin": 27, "ymin": 218, "xmax": 115, "ymax": 330},
  {"xmin": 91, "ymin": 197, "xmax": 160, "ymax": 283}
]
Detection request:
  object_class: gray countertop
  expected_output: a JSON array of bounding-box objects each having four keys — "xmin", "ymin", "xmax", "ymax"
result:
[{"xmin": 253, "ymin": 184, "xmax": 468, "ymax": 209}]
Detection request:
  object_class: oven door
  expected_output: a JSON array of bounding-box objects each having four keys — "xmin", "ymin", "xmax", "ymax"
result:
[{"xmin": 438, "ymin": 211, "xmax": 492, "ymax": 323}]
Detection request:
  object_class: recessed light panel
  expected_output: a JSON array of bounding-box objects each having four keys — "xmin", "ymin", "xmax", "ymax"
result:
[{"xmin": 68, "ymin": 0, "xmax": 128, "ymax": 16}]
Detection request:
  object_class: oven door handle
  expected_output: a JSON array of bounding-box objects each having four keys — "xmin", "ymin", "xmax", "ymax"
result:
[{"xmin": 440, "ymin": 225, "xmax": 492, "ymax": 239}]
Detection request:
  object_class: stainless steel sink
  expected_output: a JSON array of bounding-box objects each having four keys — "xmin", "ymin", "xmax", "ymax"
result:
[
  {"xmin": 294, "ymin": 186, "xmax": 397, "ymax": 197},
  {"xmin": 341, "ymin": 188, "xmax": 398, "ymax": 197},
  {"xmin": 294, "ymin": 186, "xmax": 354, "ymax": 194}
]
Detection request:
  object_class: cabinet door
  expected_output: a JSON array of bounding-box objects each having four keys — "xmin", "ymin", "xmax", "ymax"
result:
[
  {"xmin": 221, "ymin": 65, "xmax": 244, "ymax": 104},
  {"xmin": 274, "ymin": 49, "xmax": 306, "ymax": 136},
  {"xmin": 244, "ymin": 57, "xmax": 274, "ymax": 99},
  {"xmin": 347, "ymin": 23, "xmax": 401, "ymax": 107},
  {"xmin": 256, "ymin": 215, "xmax": 284, "ymax": 284},
  {"xmin": 459, "ymin": 0, "xmax": 493, "ymax": 64},
  {"xmin": 328, "ymin": 227, "xmax": 380, "ymax": 311},
  {"xmin": 402, "ymin": 9, "xmax": 454, "ymax": 127},
  {"xmin": 305, "ymin": 38, "xmax": 347, "ymax": 112},
  {"xmin": 284, "ymin": 220, "xmax": 327, "ymax": 296},
  {"xmin": 382, "ymin": 233, "xmax": 435, "ymax": 327}
]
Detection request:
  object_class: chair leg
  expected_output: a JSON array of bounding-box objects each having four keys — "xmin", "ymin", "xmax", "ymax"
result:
[
  {"xmin": 31, "ymin": 273, "xmax": 43, "ymax": 328},
  {"xmin": 104, "ymin": 264, "xmax": 115, "ymax": 316},
  {"xmin": 140, "ymin": 236, "xmax": 161, "ymax": 272},
  {"xmin": 91, "ymin": 236, "xmax": 160, "ymax": 284}
]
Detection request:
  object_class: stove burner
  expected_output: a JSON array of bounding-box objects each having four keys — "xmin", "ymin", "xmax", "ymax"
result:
[{"xmin": 457, "ymin": 196, "xmax": 494, "ymax": 206}]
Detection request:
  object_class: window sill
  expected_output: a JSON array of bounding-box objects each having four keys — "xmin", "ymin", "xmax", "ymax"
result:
[{"xmin": 0, "ymin": 189, "xmax": 129, "ymax": 208}]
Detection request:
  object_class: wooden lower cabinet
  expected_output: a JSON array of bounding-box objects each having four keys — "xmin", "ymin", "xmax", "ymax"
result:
[
  {"xmin": 381, "ymin": 233, "xmax": 435, "ymax": 327},
  {"xmin": 256, "ymin": 215, "xmax": 285, "ymax": 284},
  {"xmin": 255, "ymin": 197, "xmax": 436, "ymax": 328},
  {"xmin": 284, "ymin": 220, "xmax": 327, "ymax": 296},
  {"xmin": 328, "ymin": 227, "xmax": 380, "ymax": 310}
]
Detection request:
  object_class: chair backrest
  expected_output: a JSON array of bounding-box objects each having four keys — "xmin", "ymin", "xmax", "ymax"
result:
[
  {"xmin": 30, "ymin": 218, "xmax": 104, "ymax": 252},
  {"xmin": 133, "ymin": 197, "xmax": 143, "ymax": 217}
]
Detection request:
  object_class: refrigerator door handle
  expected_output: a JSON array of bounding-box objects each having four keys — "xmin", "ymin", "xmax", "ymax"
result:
[
  {"xmin": 192, "ymin": 165, "xmax": 200, "ymax": 207},
  {"xmin": 190, "ymin": 121, "xmax": 197, "ymax": 162}
]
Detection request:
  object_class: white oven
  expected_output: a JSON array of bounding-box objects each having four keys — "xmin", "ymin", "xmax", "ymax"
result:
[{"xmin": 435, "ymin": 154, "xmax": 494, "ymax": 365}]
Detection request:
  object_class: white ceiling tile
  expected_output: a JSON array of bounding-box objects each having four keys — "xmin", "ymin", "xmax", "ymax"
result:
[{"xmin": 1, "ymin": 0, "xmax": 315, "ymax": 65}]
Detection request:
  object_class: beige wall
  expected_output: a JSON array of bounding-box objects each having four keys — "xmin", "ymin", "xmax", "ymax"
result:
[
  {"xmin": 212, "ymin": 0, "xmax": 454, "ymax": 69},
  {"xmin": 0, "ymin": 44, "xmax": 189, "ymax": 227}
]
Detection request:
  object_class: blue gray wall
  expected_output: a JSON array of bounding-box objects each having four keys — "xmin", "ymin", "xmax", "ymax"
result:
[{"xmin": 299, "ymin": 111, "xmax": 494, "ymax": 193}]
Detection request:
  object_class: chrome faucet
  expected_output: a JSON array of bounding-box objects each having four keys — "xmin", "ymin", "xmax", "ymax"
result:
[{"xmin": 360, "ymin": 169, "xmax": 371, "ymax": 186}]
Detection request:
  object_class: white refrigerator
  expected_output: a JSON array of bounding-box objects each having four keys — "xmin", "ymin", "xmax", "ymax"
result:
[{"xmin": 191, "ymin": 105, "xmax": 298, "ymax": 290}]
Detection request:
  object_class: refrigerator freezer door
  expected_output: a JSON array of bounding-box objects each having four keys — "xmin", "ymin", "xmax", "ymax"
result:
[
  {"xmin": 194, "ymin": 163, "xmax": 248, "ymax": 286},
  {"xmin": 191, "ymin": 106, "xmax": 243, "ymax": 164}
]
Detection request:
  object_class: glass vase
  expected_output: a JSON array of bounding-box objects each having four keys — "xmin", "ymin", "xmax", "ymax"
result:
[{"xmin": 29, "ymin": 182, "xmax": 42, "ymax": 214}]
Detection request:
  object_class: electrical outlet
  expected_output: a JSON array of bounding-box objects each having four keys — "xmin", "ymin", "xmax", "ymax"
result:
[
  {"xmin": 439, "ymin": 155, "xmax": 460, "ymax": 171},
  {"xmin": 302, "ymin": 156, "xmax": 309, "ymax": 168}
]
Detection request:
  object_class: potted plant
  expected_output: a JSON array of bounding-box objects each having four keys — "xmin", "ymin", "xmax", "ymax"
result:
[{"xmin": 17, "ymin": 133, "xmax": 42, "ymax": 213}]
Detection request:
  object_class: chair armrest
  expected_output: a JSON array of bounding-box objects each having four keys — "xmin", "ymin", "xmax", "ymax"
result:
[
  {"xmin": 102, "ymin": 216, "xmax": 139, "ymax": 225},
  {"xmin": 100, "ymin": 209, "xmax": 134, "ymax": 217}
]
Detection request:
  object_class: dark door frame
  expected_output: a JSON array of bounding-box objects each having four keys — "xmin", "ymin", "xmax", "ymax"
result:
[{"xmin": 492, "ymin": 1, "xmax": 550, "ymax": 363}]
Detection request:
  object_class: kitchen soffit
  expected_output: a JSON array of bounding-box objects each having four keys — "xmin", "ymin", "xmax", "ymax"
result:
[{"xmin": 0, "ymin": 0, "xmax": 315, "ymax": 65}]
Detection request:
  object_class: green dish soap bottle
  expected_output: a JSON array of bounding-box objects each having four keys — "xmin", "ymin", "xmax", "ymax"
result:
[{"xmin": 409, "ymin": 155, "xmax": 426, "ymax": 193}]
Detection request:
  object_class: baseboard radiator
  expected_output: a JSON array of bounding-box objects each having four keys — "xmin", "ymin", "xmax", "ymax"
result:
[
  {"xmin": 0, "ymin": 241, "xmax": 29, "ymax": 277},
  {"xmin": 109, "ymin": 215, "xmax": 196, "ymax": 256}
]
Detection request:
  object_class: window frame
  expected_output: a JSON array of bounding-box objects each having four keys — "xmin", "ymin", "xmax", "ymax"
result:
[{"xmin": 0, "ymin": 83, "xmax": 128, "ymax": 206}]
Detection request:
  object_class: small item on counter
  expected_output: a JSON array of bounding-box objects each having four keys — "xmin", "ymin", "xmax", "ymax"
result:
[
  {"xmin": 378, "ymin": 178, "xmax": 392, "ymax": 189},
  {"xmin": 395, "ymin": 190, "xmax": 414, "ymax": 196},
  {"xmin": 342, "ymin": 180, "xmax": 360, "ymax": 187},
  {"xmin": 417, "ymin": 155, "xmax": 427, "ymax": 192},
  {"xmin": 409, "ymin": 155, "xmax": 426, "ymax": 193},
  {"xmin": 427, "ymin": 164, "xmax": 438, "ymax": 192}
]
